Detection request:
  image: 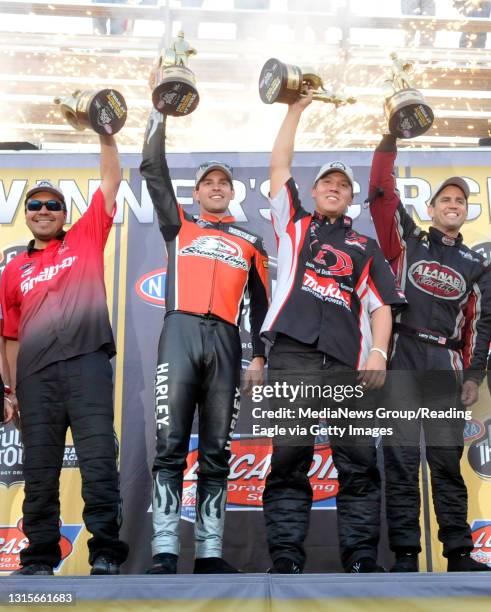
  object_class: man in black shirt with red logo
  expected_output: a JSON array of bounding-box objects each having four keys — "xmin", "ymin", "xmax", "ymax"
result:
[
  {"xmin": 0, "ymin": 135, "xmax": 128, "ymax": 575},
  {"xmin": 261, "ymin": 91, "xmax": 405, "ymax": 573}
]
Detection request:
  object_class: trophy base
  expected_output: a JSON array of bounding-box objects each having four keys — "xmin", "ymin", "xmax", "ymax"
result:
[
  {"xmin": 153, "ymin": 67, "xmax": 199, "ymax": 117},
  {"xmin": 57, "ymin": 89, "xmax": 127, "ymax": 135},
  {"xmin": 385, "ymin": 89, "xmax": 434, "ymax": 139},
  {"xmin": 259, "ymin": 58, "xmax": 302, "ymax": 104},
  {"xmin": 86, "ymin": 89, "xmax": 127, "ymax": 135}
]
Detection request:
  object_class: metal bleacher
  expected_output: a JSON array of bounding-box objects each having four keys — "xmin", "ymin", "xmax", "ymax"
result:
[{"xmin": 0, "ymin": 0, "xmax": 490, "ymax": 151}]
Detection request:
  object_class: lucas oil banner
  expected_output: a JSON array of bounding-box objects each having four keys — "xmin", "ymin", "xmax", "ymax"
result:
[{"xmin": 1, "ymin": 147, "xmax": 491, "ymax": 574}]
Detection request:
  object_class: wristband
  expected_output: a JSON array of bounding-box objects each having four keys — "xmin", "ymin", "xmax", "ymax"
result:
[
  {"xmin": 370, "ymin": 347, "xmax": 387, "ymax": 361},
  {"xmin": 4, "ymin": 385, "xmax": 12, "ymax": 395}
]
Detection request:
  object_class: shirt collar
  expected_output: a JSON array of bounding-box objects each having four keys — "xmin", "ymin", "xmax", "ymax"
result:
[
  {"xmin": 199, "ymin": 212, "xmax": 235, "ymax": 224},
  {"xmin": 27, "ymin": 230, "xmax": 66, "ymax": 255},
  {"xmin": 312, "ymin": 212, "xmax": 352, "ymax": 229},
  {"xmin": 429, "ymin": 226, "xmax": 463, "ymax": 246}
]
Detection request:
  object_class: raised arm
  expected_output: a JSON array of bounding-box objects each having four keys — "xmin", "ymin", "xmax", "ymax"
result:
[
  {"xmin": 99, "ymin": 134, "xmax": 121, "ymax": 215},
  {"xmin": 270, "ymin": 91, "xmax": 313, "ymax": 199},
  {"xmin": 369, "ymin": 134, "xmax": 417, "ymax": 265},
  {"xmin": 139, "ymin": 110, "xmax": 182, "ymax": 242}
]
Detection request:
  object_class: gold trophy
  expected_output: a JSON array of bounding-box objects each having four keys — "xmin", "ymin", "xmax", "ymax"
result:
[
  {"xmin": 152, "ymin": 31, "xmax": 200, "ymax": 116},
  {"xmin": 383, "ymin": 53, "xmax": 433, "ymax": 139},
  {"xmin": 54, "ymin": 89, "xmax": 127, "ymax": 135},
  {"xmin": 258, "ymin": 58, "xmax": 356, "ymax": 107}
]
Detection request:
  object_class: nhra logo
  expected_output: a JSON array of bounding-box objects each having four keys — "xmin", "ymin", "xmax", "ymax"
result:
[
  {"xmin": 408, "ymin": 260, "xmax": 466, "ymax": 300},
  {"xmin": 180, "ymin": 437, "xmax": 338, "ymax": 522},
  {"xmin": 135, "ymin": 268, "xmax": 166, "ymax": 308},
  {"xmin": 180, "ymin": 236, "xmax": 248, "ymax": 270},
  {"xmin": 467, "ymin": 419, "xmax": 491, "ymax": 480},
  {"xmin": 0, "ymin": 423, "xmax": 78, "ymax": 488},
  {"xmin": 470, "ymin": 520, "xmax": 491, "ymax": 567},
  {"xmin": 0, "ymin": 245, "xmax": 27, "ymax": 277},
  {"xmin": 0, "ymin": 519, "xmax": 83, "ymax": 573},
  {"xmin": 464, "ymin": 419, "xmax": 485, "ymax": 443}
]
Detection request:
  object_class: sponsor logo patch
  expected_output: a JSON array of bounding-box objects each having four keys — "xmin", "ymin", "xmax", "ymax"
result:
[
  {"xmin": 180, "ymin": 236, "xmax": 248, "ymax": 270},
  {"xmin": 0, "ymin": 519, "xmax": 83, "ymax": 572},
  {"xmin": 227, "ymin": 226, "xmax": 257, "ymax": 244},
  {"xmin": 20, "ymin": 256, "xmax": 78, "ymax": 296},
  {"xmin": 470, "ymin": 520, "xmax": 491, "ymax": 567},
  {"xmin": 301, "ymin": 271, "xmax": 352, "ymax": 309},
  {"xmin": 0, "ymin": 245, "xmax": 27, "ymax": 277},
  {"xmin": 408, "ymin": 260, "xmax": 466, "ymax": 300},
  {"xmin": 312, "ymin": 244, "xmax": 353, "ymax": 276},
  {"xmin": 345, "ymin": 231, "xmax": 368, "ymax": 251},
  {"xmin": 135, "ymin": 268, "xmax": 166, "ymax": 308}
]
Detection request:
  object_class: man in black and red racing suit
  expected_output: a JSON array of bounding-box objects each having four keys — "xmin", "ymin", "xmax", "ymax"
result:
[
  {"xmin": 260, "ymin": 91, "xmax": 406, "ymax": 574},
  {"xmin": 140, "ymin": 109, "xmax": 269, "ymax": 574},
  {"xmin": 369, "ymin": 133, "xmax": 491, "ymax": 572}
]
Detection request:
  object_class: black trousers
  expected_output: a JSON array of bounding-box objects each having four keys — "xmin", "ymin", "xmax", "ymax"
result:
[
  {"xmin": 151, "ymin": 312, "xmax": 241, "ymax": 558},
  {"xmin": 16, "ymin": 350, "xmax": 128, "ymax": 567},
  {"xmin": 382, "ymin": 366, "xmax": 472, "ymax": 557},
  {"xmin": 262, "ymin": 335, "xmax": 381, "ymax": 569}
]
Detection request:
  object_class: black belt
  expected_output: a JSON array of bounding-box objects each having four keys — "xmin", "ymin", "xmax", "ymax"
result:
[{"xmin": 393, "ymin": 322, "xmax": 464, "ymax": 351}]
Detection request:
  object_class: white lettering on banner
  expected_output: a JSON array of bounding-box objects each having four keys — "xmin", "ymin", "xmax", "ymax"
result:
[
  {"xmin": 0, "ymin": 180, "xmax": 27, "ymax": 223},
  {"xmin": 19, "ymin": 256, "xmax": 78, "ymax": 295},
  {"xmin": 0, "ymin": 172, "xmax": 489, "ymax": 226},
  {"xmin": 113, "ymin": 180, "xmax": 153, "ymax": 224},
  {"xmin": 397, "ymin": 177, "xmax": 432, "ymax": 220},
  {"xmin": 259, "ymin": 179, "xmax": 272, "ymax": 220},
  {"xmin": 228, "ymin": 181, "xmax": 248, "ymax": 222},
  {"xmin": 172, "ymin": 179, "xmax": 194, "ymax": 207},
  {"xmin": 58, "ymin": 180, "xmax": 88, "ymax": 223},
  {"xmin": 463, "ymin": 177, "xmax": 481, "ymax": 221},
  {"xmin": 155, "ymin": 362, "xmax": 170, "ymax": 429}
]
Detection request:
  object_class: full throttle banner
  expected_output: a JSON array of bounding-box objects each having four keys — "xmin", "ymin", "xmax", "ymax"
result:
[{"xmin": 1, "ymin": 148, "xmax": 491, "ymax": 574}]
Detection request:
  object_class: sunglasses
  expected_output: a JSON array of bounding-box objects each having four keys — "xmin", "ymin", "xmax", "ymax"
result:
[{"xmin": 26, "ymin": 199, "xmax": 66, "ymax": 212}]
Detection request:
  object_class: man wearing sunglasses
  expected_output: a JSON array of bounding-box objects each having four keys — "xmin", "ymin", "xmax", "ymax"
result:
[
  {"xmin": 0, "ymin": 134, "xmax": 129, "ymax": 576},
  {"xmin": 140, "ymin": 108, "xmax": 269, "ymax": 574}
]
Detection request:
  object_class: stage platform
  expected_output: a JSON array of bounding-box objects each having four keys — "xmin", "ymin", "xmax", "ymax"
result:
[{"xmin": 1, "ymin": 573, "xmax": 491, "ymax": 611}]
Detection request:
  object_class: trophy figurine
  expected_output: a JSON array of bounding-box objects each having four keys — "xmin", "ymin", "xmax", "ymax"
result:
[
  {"xmin": 54, "ymin": 89, "xmax": 127, "ymax": 135},
  {"xmin": 258, "ymin": 58, "xmax": 356, "ymax": 108},
  {"xmin": 151, "ymin": 31, "xmax": 200, "ymax": 117},
  {"xmin": 383, "ymin": 53, "xmax": 434, "ymax": 139}
]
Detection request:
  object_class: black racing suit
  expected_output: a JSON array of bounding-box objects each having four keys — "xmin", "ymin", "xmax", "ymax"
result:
[
  {"xmin": 261, "ymin": 179, "xmax": 406, "ymax": 570},
  {"xmin": 140, "ymin": 110, "xmax": 269, "ymax": 558},
  {"xmin": 369, "ymin": 134, "xmax": 491, "ymax": 557}
]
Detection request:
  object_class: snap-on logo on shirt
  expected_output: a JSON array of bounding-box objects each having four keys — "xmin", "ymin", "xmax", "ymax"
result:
[
  {"xmin": 20, "ymin": 256, "xmax": 78, "ymax": 296},
  {"xmin": 408, "ymin": 260, "xmax": 466, "ymax": 300},
  {"xmin": 180, "ymin": 236, "xmax": 248, "ymax": 270}
]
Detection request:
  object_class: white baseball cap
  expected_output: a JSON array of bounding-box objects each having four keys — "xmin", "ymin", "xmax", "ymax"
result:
[
  {"xmin": 313, "ymin": 161, "xmax": 354, "ymax": 189},
  {"xmin": 429, "ymin": 176, "xmax": 470, "ymax": 206},
  {"xmin": 195, "ymin": 161, "xmax": 233, "ymax": 187}
]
